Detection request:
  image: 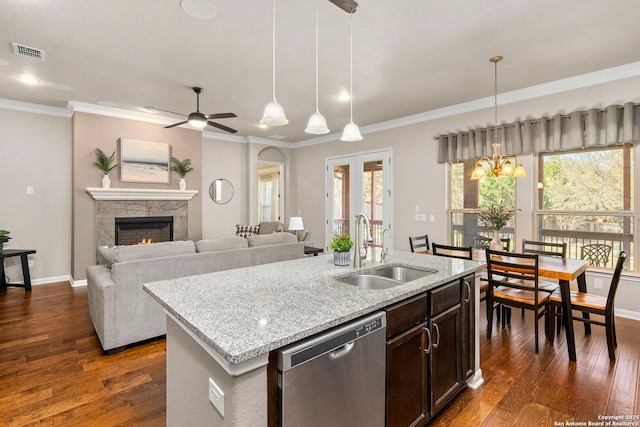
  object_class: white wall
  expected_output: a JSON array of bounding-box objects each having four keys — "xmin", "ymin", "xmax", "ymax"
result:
[{"xmin": 0, "ymin": 108, "xmax": 72, "ymax": 283}]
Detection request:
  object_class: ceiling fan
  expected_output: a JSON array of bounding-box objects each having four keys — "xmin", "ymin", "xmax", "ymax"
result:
[{"xmin": 149, "ymin": 87, "xmax": 238, "ymax": 133}]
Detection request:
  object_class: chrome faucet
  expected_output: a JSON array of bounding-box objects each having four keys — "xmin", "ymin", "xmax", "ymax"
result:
[
  {"xmin": 380, "ymin": 228, "xmax": 392, "ymax": 263},
  {"xmin": 353, "ymin": 213, "xmax": 373, "ymax": 268}
]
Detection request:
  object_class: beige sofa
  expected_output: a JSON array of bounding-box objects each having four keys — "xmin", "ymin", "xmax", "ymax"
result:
[{"xmin": 87, "ymin": 233, "xmax": 304, "ymax": 354}]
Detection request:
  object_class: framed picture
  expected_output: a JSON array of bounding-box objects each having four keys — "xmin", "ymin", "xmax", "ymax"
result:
[{"xmin": 119, "ymin": 138, "xmax": 170, "ymax": 184}]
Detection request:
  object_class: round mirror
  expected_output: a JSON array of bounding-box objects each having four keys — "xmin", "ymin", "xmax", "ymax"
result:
[{"xmin": 209, "ymin": 179, "xmax": 234, "ymax": 204}]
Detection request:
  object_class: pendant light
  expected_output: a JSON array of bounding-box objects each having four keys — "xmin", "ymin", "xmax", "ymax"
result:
[
  {"xmin": 260, "ymin": 0, "xmax": 288, "ymax": 127},
  {"xmin": 470, "ymin": 56, "xmax": 526, "ymax": 180},
  {"xmin": 340, "ymin": 11, "xmax": 362, "ymax": 141},
  {"xmin": 305, "ymin": 0, "xmax": 330, "ymax": 134}
]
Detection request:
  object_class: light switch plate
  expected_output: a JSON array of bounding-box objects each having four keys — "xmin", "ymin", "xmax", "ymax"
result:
[
  {"xmin": 415, "ymin": 213, "xmax": 427, "ymax": 222},
  {"xmin": 208, "ymin": 377, "xmax": 224, "ymax": 416}
]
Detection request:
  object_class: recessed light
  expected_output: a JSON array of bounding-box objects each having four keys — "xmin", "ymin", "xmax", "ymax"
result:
[
  {"xmin": 180, "ymin": 0, "xmax": 217, "ymax": 20},
  {"xmin": 46, "ymin": 81, "xmax": 73, "ymax": 91},
  {"xmin": 337, "ymin": 93, "xmax": 350, "ymax": 102},
  {"xmin": 18, "ymin": 74, "xmax": 39, "ymax": 85},
  {"xmin": 142, "ymin": 106, "xmax": 156, "ymax": 113}
]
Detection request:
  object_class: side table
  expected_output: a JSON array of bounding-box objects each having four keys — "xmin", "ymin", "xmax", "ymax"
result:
[
  {"xmin": 304, "ymin": 246, "xmax": 324, "ymax": 256},
  {"xmin": 1, "ymin": 249, "xmax": 36, "ymax": 292}
]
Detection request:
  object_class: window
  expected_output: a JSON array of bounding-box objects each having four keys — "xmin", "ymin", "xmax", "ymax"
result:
[
  {"xmin": 449, "ymin": 159, "xmax": 516, "ymax": 249},
  {"xmin": 538, "ymin": 144, "xmax": 634, "ymax": 270}
]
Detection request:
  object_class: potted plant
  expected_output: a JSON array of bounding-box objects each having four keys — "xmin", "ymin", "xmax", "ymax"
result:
[
  {"xmin": 478, "ymin": 204, "xmax": 514, "ymax": 251},
  {"xmin": 93, "ymin": 148, "xmax": 117, "ymax": 188},
  {"xmin": 171, "ymin": 157, "xmax": 194, "ymax": 191},
  {"xmin": 330, "ymin": 233, "xmax": 354, "ymax": 266},
  {"xmin": 0, "ymin": 230, "xmax": 11, "ymax": 252}
]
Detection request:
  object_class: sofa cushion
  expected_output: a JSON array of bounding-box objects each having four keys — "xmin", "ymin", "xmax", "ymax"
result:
[
  {"xmin": 236, "ymin": 224, "xmax": 260, "ymax": 237},
  {"xmin": 111, "ymin": 240, "xmax": 196, "ymax": 263},
  {"xmin": 246, "ymin": 232, "xmax": 297, "ymax": 247},
  {"xmin": 258, "ymin": 221, "xmax": 284, "ymax": 234},
  {"xmin": 97, "ymin": 245, "xmax": 124, "ymax": 268},
  {"xmin": 196, "ymin": 236, "xmax": 249, "ymax": 253}
]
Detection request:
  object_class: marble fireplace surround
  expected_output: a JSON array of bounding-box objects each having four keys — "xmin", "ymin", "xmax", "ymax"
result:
[{"xmin": 87, "ymin": 188, "xmax": 199, "ymax": 248}]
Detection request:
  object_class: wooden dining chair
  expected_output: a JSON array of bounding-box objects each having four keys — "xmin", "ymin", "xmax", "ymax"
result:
[
  {"xmin": 581, "ymin": 244, "xmax": 613, "ymax": 268},
  {"xmin": 409, "ymin": 235, "xmax": 430, "ymax": 253},
  {"xmin": 485, "ymin": 248, "xmax": 551, "ymax": 353},
  {"xmin": 474, "ymin": 235, "xmax": 511, "ymax": 251},
  {"xmin": 522, "ymin": 239, "xmax": 567, "ymax": 258},
  {"xmin": 431, "ymin": 243, "xmax": 472, "ymax": 260},
  {"xmin": 548, "ymin": 251, "xmax": 626, "ymax": 361}
]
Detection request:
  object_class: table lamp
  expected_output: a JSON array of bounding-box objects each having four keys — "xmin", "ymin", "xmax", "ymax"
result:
[{"xmin": 288, "ymin": 217, "xmax": 305, "ymax": 241}]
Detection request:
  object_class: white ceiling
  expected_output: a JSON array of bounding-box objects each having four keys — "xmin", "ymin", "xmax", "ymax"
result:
[{"xmin": 2, "ymin": 0, "xmax": 640, "ymax": 143}]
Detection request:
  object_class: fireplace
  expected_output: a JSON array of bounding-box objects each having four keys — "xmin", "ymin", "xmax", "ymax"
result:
[{"xmin": 115, "ymin": 216, "xmax": 174, "ymax": 245}]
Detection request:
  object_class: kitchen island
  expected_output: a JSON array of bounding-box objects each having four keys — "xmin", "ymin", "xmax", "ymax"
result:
[{"xmin": 144, "ymin": 250, "xmax": 484, "ymax": 426}]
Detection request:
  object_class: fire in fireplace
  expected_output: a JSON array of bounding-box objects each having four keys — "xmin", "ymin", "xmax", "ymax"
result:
[{"xmin": 115, "ymin": 216, "xmax": 174, "ymax": 246}]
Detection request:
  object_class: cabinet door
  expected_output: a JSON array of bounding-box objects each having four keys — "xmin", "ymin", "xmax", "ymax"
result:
[
  {"xmin": 461, "ymin": 275, "xmax": 475, "ymax": 380},
  {"xmin": 386, "ymin": 321, "xmax": 429, "ymax": 427},
  {"xmin": 430, "ymin": 304, "xmax": 462, "ymax": 415}
]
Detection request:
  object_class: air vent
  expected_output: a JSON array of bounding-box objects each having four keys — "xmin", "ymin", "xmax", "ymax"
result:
[{"xmin": 12, "ymin": 43, "xmax": 45, "ymax": 61}]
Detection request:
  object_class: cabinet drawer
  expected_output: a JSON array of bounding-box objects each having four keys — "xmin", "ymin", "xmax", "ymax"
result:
[
  {"xmin": 384, "ymin": 293, "xmax": 428, "ymax": 339},
  {"xmin": 430, "ymin": 280, "xmax": 460, "ymax": 316}
]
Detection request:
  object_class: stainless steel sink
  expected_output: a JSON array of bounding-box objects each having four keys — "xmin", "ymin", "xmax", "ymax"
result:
[{"xmin": 338, "ymin": 265, "xmax": 437, "ymax": 290}]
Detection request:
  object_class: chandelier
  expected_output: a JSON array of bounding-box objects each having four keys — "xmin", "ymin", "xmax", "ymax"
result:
[{"xmin": 470, "ymin": 56, "xmax": 526, "ymax": 180}]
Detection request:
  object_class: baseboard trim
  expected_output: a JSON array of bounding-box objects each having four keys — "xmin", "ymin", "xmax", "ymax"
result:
[{"xmin": 616, "ymin": 308, "xmax": 640, "ymax": 321}]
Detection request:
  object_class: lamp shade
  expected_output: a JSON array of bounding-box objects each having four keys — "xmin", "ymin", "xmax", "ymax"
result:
[
  {"xmin": 340, "ymin": 122, "xmax": 362, "ymax": 141},
  {"xmin": 260, "ymin": 102, "xmax": 289, "ymax": 126},
  {"xmin": 305, "ymin": 112, "xmax": 330, "ymax": 134},
  {"xmin": 288, "ymin": 216, "xmax": 304, "ymax": 231}
]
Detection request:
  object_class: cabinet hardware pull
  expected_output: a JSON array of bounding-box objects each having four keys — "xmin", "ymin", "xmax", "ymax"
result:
[
  {"xmin": 464, "ymin": 280, "xmax": 471, "ymax": 303},
  {"xmin": 432, "ymin": 323, "xmax": 440, "ymax": 349},
  {"xmin": 423, "ymin": 326, "xmax": 432, "ymax": 354}
]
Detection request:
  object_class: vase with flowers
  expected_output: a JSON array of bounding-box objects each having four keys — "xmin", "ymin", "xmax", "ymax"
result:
[{"xmin": 478, "ymin": 204, "xmax": 514, "ymax": 251}]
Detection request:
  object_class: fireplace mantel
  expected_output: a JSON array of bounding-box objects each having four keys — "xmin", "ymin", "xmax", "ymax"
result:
[{"xmin": 87, "ymin": 188, "xmax": 198, "ymax": 201}]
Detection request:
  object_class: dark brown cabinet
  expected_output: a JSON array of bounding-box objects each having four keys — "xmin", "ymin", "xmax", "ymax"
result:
[{"xmin": 385, "ymin": 275, "xmax": 475, "ymax": 427}]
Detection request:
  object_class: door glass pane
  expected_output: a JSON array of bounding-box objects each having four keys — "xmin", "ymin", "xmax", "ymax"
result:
[
  {"xmin": 332, "ymin": 165, "xmax": 350, "ymax": 236},
  {"xmin": 363, "ymin": 160, "xmax": 384, "ymax": 247}
]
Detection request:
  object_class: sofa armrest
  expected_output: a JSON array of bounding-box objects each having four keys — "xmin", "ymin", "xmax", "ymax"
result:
[{"xmin": 86, "ymin": 265, "xmax": 117, "ymax": 350}]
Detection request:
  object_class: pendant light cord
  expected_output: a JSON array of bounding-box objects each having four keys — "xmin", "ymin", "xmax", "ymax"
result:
[
  {"xmin": 349, "ymin": 12, "xmax": 354, "ymax": 123},
  {"xmin": 494, "ymin": 58, "xmax": 498, "ymax": 145},
  {"xmin": 272, "ymin": 0, "xmax": 277, "ymax": 103},
  {"xmin": 315, "ymin": 0, "xmax": 319, "ymax": 113}
]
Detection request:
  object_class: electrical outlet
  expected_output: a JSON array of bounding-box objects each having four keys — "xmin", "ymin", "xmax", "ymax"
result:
[
  {"xmin": 27, "ymin": 186, "xmax": 34, "ymax": 195},
  {"xmin": 415, "ymin": 205, "xmax": 420, "ymax": 213},
  {"xmin": 415, "ymin": 213, "xmax": 427, "ymax": 222},
  {"xmin": 28, "ymin": 259, "xmax": 34, "ymax": 268},
  {"xmin": 208, "ymin": 377, "xmax": 224, "ymax": 416},
  {"xmin": 594, "ymin": 278, "xmax": 603, "ymax": 290}
]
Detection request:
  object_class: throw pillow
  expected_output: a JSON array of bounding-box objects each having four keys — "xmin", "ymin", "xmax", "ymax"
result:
[
  {"xmin": 235, "ymin": 224, "xmax": 260, "ymax": 238},
  {"xmin": 258, "ymin": 221, "xmax": 284, "ymax": 234}
]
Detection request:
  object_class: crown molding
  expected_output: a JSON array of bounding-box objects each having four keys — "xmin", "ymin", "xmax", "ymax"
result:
[{"xmin": 0, "ymin": 98, "xmax": 70, "ymax": 117}]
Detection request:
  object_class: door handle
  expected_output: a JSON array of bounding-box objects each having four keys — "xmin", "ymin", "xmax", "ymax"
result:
[
  {"xmin": 330, "ymin": 341, "xmax": 355, "ymax": 359},
  {"xmin": 423, "ymin": 327, "xmax": 432, "ymax": 354},
  {"xmin": 432, "ymin": 323, "xmax": 440, "ymax": 349}
]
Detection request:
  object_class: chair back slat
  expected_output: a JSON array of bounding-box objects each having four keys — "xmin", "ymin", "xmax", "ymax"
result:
[
  {"xmin": 486, "ymin": 249, "xmax": 539, "ymax": 287},
  {"xmin": 409, "ymin": 235, "xmax": 430, "ymax": 252},
  {"xmin": 581, "ymin": 244, "xmax": 613, "ymax": 267},
  {"xmin": 522, "ymin": 239, "xmax": 567, "ymax": 259},
  {"xmin": 432, "ymin": 243, "xmax": 472, "ymax": 260}
]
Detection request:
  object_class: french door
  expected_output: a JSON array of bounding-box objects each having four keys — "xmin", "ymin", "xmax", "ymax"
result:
[{"xmin": 326, "ymin": 149, "xmax": 392, "ymax": 251}]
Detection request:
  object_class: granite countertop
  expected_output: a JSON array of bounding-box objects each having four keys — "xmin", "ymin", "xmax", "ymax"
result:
[{"xmin": 143, "ymin": 250, "xmax": 483, "ymax": 365}]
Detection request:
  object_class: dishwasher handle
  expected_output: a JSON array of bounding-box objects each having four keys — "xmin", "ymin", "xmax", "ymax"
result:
[{"xmin": 329, "ymin": 341, "xmax": 355, "ymax": 359}]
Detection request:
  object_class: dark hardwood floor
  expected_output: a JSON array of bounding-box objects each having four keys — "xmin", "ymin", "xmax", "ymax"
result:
[{"xmin": 1, "ymin": 281, "xmax": 639, "ymax": 426}]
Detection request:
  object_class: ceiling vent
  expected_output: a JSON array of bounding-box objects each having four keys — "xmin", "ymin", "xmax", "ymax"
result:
[{"xmin": 12, "ymin": 43, "xmax": 45, "ymax": 61}]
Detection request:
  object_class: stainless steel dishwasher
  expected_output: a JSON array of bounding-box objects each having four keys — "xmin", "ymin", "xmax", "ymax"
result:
[{"xmin": 277, "ymin": 311, "xmax": 387, "ymax": 427}]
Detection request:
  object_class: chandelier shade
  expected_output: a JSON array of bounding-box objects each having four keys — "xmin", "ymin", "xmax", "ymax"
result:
[
  {"xmin": 470, "ymin": 56, "xmax": 525, "ymax": 180},
  {"xmin": 305, "ymin": 0, "xmax": 329, "ymax": 134}
]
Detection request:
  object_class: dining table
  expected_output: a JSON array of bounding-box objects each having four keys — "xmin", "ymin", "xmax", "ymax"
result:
[{"xmin": 421, "ymin": 248, "xmax": 589, "ymax": 361}]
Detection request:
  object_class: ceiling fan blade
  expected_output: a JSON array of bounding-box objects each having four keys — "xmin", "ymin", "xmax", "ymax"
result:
[
  {"xmin": 206, "ymin": 112, "xmax": 237, "ymax": 119},
  {"xmin": 148, "ymin": 107, "xmax": 187, "ymax": 117},
  {"xmin": 207, "ymin": 121, "xmax": 238, "ymax": 134},
  {"xmin": 165, "ymin": 120, "xmax": 188, "ymax": 129}
]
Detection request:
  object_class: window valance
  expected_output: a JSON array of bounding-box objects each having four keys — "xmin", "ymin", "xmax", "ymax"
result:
[{"xmin": 437, "ymin": 102, "xmax": 640, "ymax": 163}]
